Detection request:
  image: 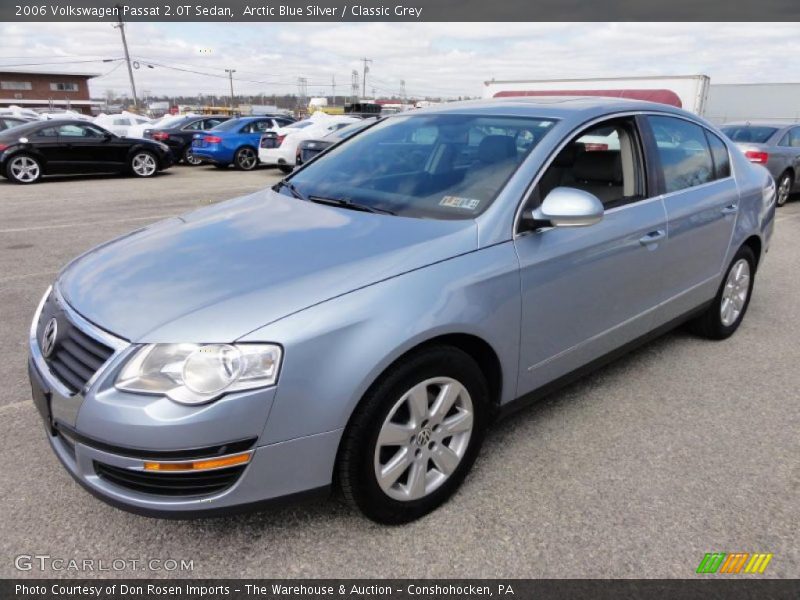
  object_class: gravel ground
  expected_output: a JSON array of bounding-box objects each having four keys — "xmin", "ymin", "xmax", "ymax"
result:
[{"xmin": 0, "ymin": 166, "xmax": 797, "ymax": 578}]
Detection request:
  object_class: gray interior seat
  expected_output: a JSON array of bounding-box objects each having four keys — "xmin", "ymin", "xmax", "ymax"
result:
[{"xmin": 571, "ymin": 150, "xmax": 623, "ymax": 205}]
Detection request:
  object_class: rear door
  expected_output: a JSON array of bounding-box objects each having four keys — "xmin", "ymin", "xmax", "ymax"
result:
[
  {"xmin": 240, "ymin": 118, "xmax": 274, "ymax": 146},
  {"xmin": 642, "ymin": 115, "xmax": 738, "ymax": 324}
]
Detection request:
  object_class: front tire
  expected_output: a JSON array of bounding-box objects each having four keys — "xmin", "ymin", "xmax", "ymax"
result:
[
  {"xmin": 776, "ymin": 171, "xmax": 793, "ymax": 207},
  {"xmin": 6, "ymin": 154, "xmax": 42, "ymax": 184},
  {"xmin": 689, "ymin": 245, "xmax": 756, "ymax": 340},
  {"xmin": 130, "ymin": 151, "xmax": 158, "ymax": 178},
  {"xmin": 338, "ymin": 346, "xmax": 489, "ymax": 524},
  {"xmin": 234, "ymin": 146, "xmax": 258, "ymax": 171}
]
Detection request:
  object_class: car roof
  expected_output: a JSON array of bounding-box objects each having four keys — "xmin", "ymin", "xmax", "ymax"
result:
[
  {"xmin": 404, "ymin": 96, "xmax": 695, "ymax": 122},
  {"xmin": 720, "ymin": 120, "xmax": 792, "ymax": 129}
]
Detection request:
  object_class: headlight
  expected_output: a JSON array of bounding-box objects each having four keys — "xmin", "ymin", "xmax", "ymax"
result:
[{"xmin": 116, "ymin": 343, "xmax": 281, "ymax": 405}]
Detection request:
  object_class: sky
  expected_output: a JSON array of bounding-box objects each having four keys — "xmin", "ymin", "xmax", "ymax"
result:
[{"xmin": 1, "ymin": 22, "xmax": 799, "ymax": 101}]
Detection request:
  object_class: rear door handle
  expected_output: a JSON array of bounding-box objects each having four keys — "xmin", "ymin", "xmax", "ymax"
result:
[
  {"xmin": 721, "ymin": 204, "xmax": 739, "ymax": 215},
  {"xmin": 639, "ymin": 230, "xmax": 666, "ymax": 245}
]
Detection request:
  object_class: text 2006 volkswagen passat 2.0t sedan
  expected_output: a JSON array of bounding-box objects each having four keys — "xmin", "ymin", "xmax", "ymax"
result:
[{"xmin": 29, "ymin": 98, "xmax": 775, "ymax": 524}]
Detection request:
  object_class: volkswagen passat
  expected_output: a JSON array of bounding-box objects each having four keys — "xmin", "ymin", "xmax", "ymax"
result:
[{"xmin": 29, "ymin": 98, "xmax": 775, "ymax": 524}]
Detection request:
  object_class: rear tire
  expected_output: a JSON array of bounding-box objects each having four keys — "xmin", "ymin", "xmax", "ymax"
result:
[
  {"xmin": 338, "ymin": 346, "xmax": 489, "ymax": 524},
  {"xmin": 183, "ymin": 147, "xmax": 203, "ymax": 166},
  {"xmin": 776, "ymin": 171, "xmax": 793, "ymax": 207},
  {"xmin": 234, "ymin": 146, "xmax": 258, "ymax": 171},
  {"xmin": 5, "ymin": 153, "xmax": 42, "ymax": 184},
  {"xmin": 689, "ymin": 245, "xmax": 756, "ymax": 340},
  {"xmin": 278, "ymin": 164, "xmax": 294, "ymax": 174}
]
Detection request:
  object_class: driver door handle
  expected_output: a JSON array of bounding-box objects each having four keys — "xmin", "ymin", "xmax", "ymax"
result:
[
  {"xmin": 639, "ymin": 230, "xmax": 666, "ymax": 245},
  {"xmin": 721, "ymin": 204, "xmax": 739, "ymax": 215}
]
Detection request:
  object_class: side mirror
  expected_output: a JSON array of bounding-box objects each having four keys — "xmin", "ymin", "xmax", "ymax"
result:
[{"xmin": 525, "ymin": 187, "xmax": 604, "ymax": 229}]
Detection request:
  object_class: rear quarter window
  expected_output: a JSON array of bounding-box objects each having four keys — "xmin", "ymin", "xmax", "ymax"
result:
[{"xmin": 705, "ymin": 130, "xmax": 731, "ymax": 179}]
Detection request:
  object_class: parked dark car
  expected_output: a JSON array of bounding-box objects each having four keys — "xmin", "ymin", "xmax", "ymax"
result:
[
  {"xmin": 295, "ymin": 118, "xmax": 378, "ymax": 166},
  {"xmin": 0, "ymin": 116, "xmax": 34, "ymax": 131},
  {"xmin": 145, "ymin": 115, "xmax": 230, "ymax": 165},
  {"xmin": 720, "ymin": 121, "xmax": 800, "ymax": 207},
  {"xmin": 191, "ymin": 115, "xmax": 296, "ymax": 170},
  {"xmin": 0, "ymin": 119, "xmax": 173, "ymax": 184}
]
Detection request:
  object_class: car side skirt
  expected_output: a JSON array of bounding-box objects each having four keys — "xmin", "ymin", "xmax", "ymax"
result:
[{"xmin": 497, "ymin": 301, "xmax": 712, "ymax": 421}]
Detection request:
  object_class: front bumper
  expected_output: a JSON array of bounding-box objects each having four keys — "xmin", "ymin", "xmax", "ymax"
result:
[{"xmin": 28, "ymin": 287, "xmax": 341, "ymax": 517}]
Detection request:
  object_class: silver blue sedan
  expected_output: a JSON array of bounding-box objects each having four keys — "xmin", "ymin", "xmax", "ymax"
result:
[
  {"xmin": 721, "ymin": 121, "xmax": 800, "ymax": 206},
  {"xmin": 29, "ymin": 98, "xmax": 775, "ymax": 523}
]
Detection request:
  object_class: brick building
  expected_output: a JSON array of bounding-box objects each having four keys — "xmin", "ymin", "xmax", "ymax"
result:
[{"xmin": 0, "ymin": 71, "xmax": 103, "ymax": 115}]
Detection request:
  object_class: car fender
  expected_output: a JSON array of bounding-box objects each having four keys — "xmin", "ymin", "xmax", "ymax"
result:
[{"xmin": 238, "ymin": 241, "xmax": 522, "ymax": 447}]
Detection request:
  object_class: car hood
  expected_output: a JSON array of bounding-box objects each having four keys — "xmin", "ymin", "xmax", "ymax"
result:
[{"xmin": 58, "ymin": 190, "xmax": 478, "ymax": 342}]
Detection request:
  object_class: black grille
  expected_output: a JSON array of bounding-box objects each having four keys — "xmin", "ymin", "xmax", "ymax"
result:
[
  {"xmin": 94, "ymin": 461, "xmax": 245, "ymax": 497},
  {"xmin": 36, "ymin": 291, "xmax": 114, "ymax": 394}
]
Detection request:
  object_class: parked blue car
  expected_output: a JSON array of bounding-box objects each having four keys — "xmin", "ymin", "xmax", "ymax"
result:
[
  {"xmin": 191, "ymin": 116, "xmax": 294, "ymax": 170},
  {"xmin": 28, "ymin": 98, "xmax": 775, "ymax": 524}
]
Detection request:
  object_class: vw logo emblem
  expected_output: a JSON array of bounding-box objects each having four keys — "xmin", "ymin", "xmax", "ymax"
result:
[
  {"xmin": 41, "ymin": 318, "xmax": 58, "ymax": 358},
  {"xmin": 416, "ymin": 427, "xmax": 432, "ymax": 447}
]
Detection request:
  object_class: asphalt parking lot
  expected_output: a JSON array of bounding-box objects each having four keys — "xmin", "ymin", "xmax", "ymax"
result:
[{"xmin": 0, "ymin": 166, "xmax": 797, "ymax": 579}]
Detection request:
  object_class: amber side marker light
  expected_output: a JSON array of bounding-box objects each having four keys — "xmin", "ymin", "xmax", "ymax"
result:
[{"xmin": 143, "ymin": 451, "xmax": 252, "ymax": 472}]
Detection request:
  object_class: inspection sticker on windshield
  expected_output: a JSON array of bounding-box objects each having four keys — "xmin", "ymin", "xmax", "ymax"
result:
[{"xmin": 440, "ymin": 196, "xmax": 481, "ymax": 210}]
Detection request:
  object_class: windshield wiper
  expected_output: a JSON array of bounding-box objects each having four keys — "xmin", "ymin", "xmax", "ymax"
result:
[
  {"xmin": 273, "ymin": 179, "xmax": 306, "ymax": 201},
  {"xmin": 308, "ymin": 195, "xmax": 396, "ymax": 215}
]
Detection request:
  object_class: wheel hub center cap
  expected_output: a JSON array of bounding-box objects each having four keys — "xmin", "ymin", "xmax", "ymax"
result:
[{"xmin": 415, "ymin": 427, "xmax": 432, "ymax": 447}]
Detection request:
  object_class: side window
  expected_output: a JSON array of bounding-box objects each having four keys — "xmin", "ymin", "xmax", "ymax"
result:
[
  {"xmin": 705, "ymin": 130, "xmax": 731, "ymax": 179},
  {"xmin": 647, "ymin": 116, "xmax": 714, "ymax": 193},
  {"xmin": 778, "ymin": 131, "xmax": 791, "ymax": 147},
  {"xmin": 535, "ymin": 117, "xmax": 645, "ymax": 210},
  {"xmin": 183, "ymin": 120, "xmax": 203, "ymax": 131},
  {"xmin": 35, "ymin": 126, "xmax": 59, "ymax": 138},
  {"xmin": 57, "ymin": 124, "xmax": 87, "ymax": 137},
  {"xmin": 205, "ymin": 118, "xmax": 223, "ymax": 129},
  {"xmin": 790, "ymin": 128, "xmax": 800, "ymax": 148},
  {"xmin": 252, "ymin": 120, "xmax": 272, "ymax": 133}
]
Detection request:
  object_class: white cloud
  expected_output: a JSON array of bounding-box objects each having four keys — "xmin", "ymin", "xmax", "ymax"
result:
[{"xmin": 0, "ymin": 22, "xmax": 797, "ymax": 100}]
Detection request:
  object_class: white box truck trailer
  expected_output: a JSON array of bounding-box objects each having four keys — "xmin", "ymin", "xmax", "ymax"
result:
[{"xmin": 483, "ymin": 75, "xmax": 711, "ymax": 115}]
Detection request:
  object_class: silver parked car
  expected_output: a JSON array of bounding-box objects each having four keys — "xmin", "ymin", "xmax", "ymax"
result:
[
  {"xmin": 720, "ymin": 121, "xmax": 800, "ymax": 206},
  {"xmin": 29, "ymin": 98, "xmax": 775, "ymax": 524}
]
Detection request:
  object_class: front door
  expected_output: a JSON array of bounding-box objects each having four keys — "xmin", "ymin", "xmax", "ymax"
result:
[{"xmin": 514, "ymin": 116, "xmax": 668, "ymax": 395}]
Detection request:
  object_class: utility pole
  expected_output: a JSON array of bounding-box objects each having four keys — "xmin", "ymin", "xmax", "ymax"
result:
[
  {"xmin": 361, "ymin": 57, "xmax": 372, "ymax": 100},
  {"xmin": 351, "ymin": 70, "xmax": 359, "ymax": 104},
  {"xmin": 331, "ymin": 75, "xmax": 336, "ymax": 106},
  {"xmin": 225, "ymin": 69, "xmax": 236, "ymax": 110},
  {"xmin": 113, "ymin": 7, "xmax": 138, "ymax": 109}
]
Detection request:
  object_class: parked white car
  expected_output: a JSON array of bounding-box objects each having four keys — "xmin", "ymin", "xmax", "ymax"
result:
[
  {"xmin": 259, "ymin": 114, "xmax": 361, "ymax": 173},
  {"xmin": 94, "ymin": 112, "xmax": 153, "ymax": 137}
]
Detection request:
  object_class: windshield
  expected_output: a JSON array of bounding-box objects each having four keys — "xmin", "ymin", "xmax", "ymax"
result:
[
  {"xmin": 324, "ymin": 119, "xmax": 374, "ymax": 140},
  {"xmin": 211, "ymin": 118, "xmax": 246, "ymax": 132},
  {"xmin": 286, "ymin": 114, "xmax": 554, "ymax": 220},
  {"xmin": 286, "ymin": 120, "xmax": 314, "ymax": 130},
  {"xmin": 721, "ymin": 125, "xmax": 778, "ymax": 144}
]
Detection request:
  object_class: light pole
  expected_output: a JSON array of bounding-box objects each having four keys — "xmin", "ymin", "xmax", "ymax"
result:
[{"xmin": 113, "ymin": 7, "xmax": 138, "ymax": 109}]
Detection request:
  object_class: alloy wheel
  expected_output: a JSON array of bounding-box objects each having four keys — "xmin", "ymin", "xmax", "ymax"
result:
[
  {"xmin": 132, "ymin": 152, "xmax": 157, "ymax": 176},
  {"xmin": 720, "ymin": 258, "xmax": 750, "ymax": 327},
  {"xmin": 777, "ymin": 174, "xmax": 791, "ymax": 207},
  {"xmin": 184, "ymin": 148, "xmax": 202, "ymax": 165},
  {"xmin": 9, "ymin": 156, "xmax": 40, "ymax": 183},
  {"xmin": 237, "ymin": 148, "xmax": 257, "ymax": 170},
  {"xmin": 373, "ymin": 377, "xmax": 474, "ymax": 502}
]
